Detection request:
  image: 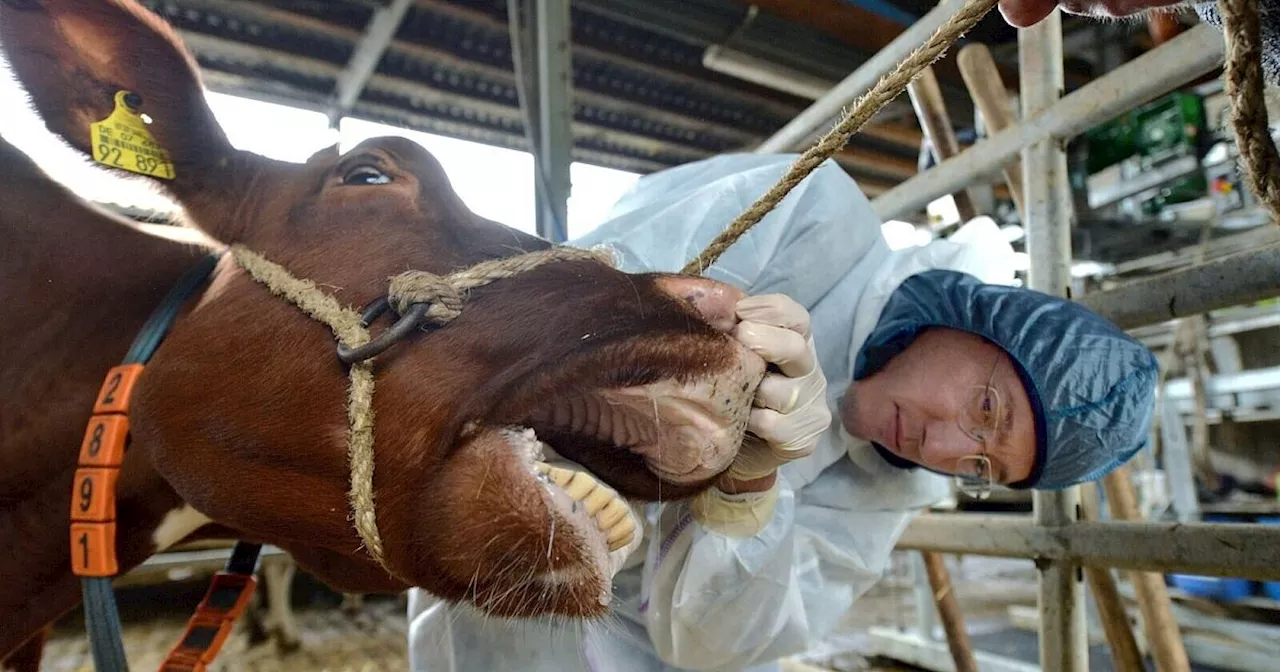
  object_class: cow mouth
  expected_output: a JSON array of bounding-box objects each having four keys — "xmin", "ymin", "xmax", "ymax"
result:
[
  {"xmin": 504, "ymin": 427, "xmax": 642, "ymax": 608},
  {"xmin": 514, "ymin": 346, "xmax": 766, "ymax": 489},
  {"xmin": 470, "ymin": 364, "xmax": 764, "ymax": 612},
  {"xmin": 438, "ymin": 339, "xmax": 764, "ymax": 617}
]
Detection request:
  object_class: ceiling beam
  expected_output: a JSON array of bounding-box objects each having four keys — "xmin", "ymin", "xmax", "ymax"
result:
[
  {"xmin": 860, "ymin": 121, "xmax": 924, "ymax": 148},
  {"xmin": 722, "ymin": 0, "xmax": 1093, "ymax": 94},
  {"xmin": 183, "ymin": 31, "xmax": 711, "ymax": 166},
  {"xmin": 722, "ymin": 0, "xmax": 1000, "ymax": 91},
  {"xmin": 725, "ymin": 0, "xmax": 908, "ymax": 55},
  {"xmin": 329, "ymin": 0, "xmax": 414, "ymax": 125},
  {"xmin": 835, "ymin": 146, "xmax": 920, "ymax": 181}
]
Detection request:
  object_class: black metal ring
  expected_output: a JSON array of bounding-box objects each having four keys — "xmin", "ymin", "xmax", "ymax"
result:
[
  {"xmin": 336, "ymin": 301, "xmax": 429, "ymax": 365},
  {"xmin": 357, "ymin": 296, "xmax": 392, "ymax": 327}
]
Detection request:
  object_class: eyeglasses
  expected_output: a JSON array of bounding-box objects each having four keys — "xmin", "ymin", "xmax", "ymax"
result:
[{"xmin": 953, "ymin": 353, "xmax": 1003, "ymax": 500}]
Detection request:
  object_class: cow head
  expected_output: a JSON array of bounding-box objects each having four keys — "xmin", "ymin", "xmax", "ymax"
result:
[{"xmin": 0, "ymin": 0, "xmax": 767, "ymax": 618}]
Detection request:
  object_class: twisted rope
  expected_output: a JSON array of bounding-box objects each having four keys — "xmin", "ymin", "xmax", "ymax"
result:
[
  {"xmin": 388, "ymin": 246, "xmax": 614, "ymax": 320},
  {"xmin": 680, "ymin": 0, "xmax": 1000, "ymax": 275},
  {"xmin": 1219, "ymin": 0, "xmax": 1280, "ymax": 221},
  {"xmin": 229, "ymin": 246, "xmax": 389, "ymax": 571},
  {"xmin": 228, "ymin": 244, "xmax": 616, "ymax": 578}
]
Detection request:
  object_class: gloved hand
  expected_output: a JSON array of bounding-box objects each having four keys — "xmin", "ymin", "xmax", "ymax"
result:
[
  {"xmin": 691, "ymin": 293, "xmax": 831, "ymax": 537},
  {"xmin": 726, "ymin": 293, "xmax": 831, "ymax": 482}
]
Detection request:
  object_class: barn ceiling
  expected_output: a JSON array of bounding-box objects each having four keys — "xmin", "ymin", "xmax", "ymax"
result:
[
  {"xmin": 7, "ymin": 0, "xmax": 1156, "ymax": 240},
  {"xmin": 133, "ymin": 0, "xmax": 1098, "ymax": 203}
]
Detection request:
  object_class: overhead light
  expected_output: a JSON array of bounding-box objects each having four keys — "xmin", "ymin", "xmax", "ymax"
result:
[{"xmin": 701, "ymin": 45, "xmax": 836, "ymax": 100}]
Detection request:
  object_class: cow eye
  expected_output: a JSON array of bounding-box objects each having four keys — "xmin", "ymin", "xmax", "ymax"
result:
[{"xmin": 342, "ymin": 165, "xmax": 392, "ymax": 185}]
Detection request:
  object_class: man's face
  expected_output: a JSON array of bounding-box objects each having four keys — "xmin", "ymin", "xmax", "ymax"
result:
[
  {"xmin": 998, "ymin": 0, "xmax": 1189, "ymax": 27},
  {"xmin": 839, "ymin": 328, "xmax": 1038, "ymax": 486}
]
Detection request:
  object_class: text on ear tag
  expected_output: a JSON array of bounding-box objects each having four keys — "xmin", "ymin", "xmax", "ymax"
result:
[{"xmin": 89, "ymin": 90, "xmax": 176, "ymax": 180}]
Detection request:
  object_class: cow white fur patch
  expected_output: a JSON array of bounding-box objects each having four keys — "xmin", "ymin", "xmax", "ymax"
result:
[{"xmin": 151, "ymin": 505, "xmax": 212, "ymax": 552}]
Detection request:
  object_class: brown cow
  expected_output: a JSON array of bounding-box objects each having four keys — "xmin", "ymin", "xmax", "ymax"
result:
[{"xmin": 0, "ymin": 0, "xmax": 767, "ymax": 664}]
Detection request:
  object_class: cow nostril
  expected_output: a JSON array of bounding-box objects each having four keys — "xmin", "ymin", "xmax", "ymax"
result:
[{"xmin": 653, "ymin": 275, "xmax": 743, "ymax": 333}]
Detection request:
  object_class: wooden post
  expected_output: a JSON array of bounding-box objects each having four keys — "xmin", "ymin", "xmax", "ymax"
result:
[
  {"xmin": 955, "ymin": 43, "xmax": 1026, "ymax": 218},
  {"xmin": 1079, "ymin": 482, "xmax": 1148, "ymax": 670},
  {"xmin": 921, "ymin": 551, "xmax": 980, "ymax": 672},
  {"xmin": 1103, "ymin": 467, "xmax": 1192, "ymax": 672},
  {"xmin": 906, "ymin": 65, "xmax": 980, "ymax": 222}
]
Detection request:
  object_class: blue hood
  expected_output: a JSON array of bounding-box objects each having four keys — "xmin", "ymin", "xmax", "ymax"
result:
[{"xmin": 854, "ymin": 270, "xmax": 1159, "ymax": 490}]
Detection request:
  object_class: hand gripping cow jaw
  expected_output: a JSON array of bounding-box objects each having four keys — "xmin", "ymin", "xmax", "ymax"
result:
[{"xmin": 0, "ymin": 0, "xmax": 766, "ymax": 649}]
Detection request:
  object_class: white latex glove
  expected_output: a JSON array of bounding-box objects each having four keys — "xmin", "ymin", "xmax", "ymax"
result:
[
  {"xmin": 691, "ymin": 294, "xmax": 831, "ymax": 537},
  {"xmin": 726, "ymin": 293, "xmax": 831, "ymax": 482}
]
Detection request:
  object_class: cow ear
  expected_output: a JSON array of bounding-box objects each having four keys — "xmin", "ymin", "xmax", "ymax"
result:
[{"xmin": 0, "ymin": 0, "xmax": 239, "ymax": 199}]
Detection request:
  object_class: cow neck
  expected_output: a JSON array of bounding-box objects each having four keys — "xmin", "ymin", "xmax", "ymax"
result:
[
  {"xmin": 225, "ymin": 242, "xmax": 617, "ymax": 578},
  {"xmin": 67, "ymin": 249, "xmax": 264, "ymax": 672}
]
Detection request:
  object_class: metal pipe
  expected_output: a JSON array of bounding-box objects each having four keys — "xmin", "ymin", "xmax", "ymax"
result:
[
  {"xmin": 1135, "ymin": 308, "xmax": 1280, "ymax": 349},
  {"xmin": 754, "ymin": 0, "xmax": 964, "ymax": 153},
  {"xmin": 329, "ymin": 0, "xmax": 414, "ymax": 125},
  {"xmin": 1018, "ymin": 11, "xmax": 1088, "ymax": 671},
  {"xmin": 1161, "ymin": 364, "xmax": 1280, "ymax": 399},
  {"xmin": 534, "ymin": 0, "xmax": 572, "ymax": 242},
  {"xmin": 1078, "ymin": 242, "xmax": 1280, "ymax": 330},
  {"xmin": 701, "ymin": 45, "xmax": 837, "ymax": 100},
  {"xmin": 872, "ymin": 22, "xmax": 1225, "ymax": 221},
  {"xmin": 835, "ymin": 0, "xmax": 921, "ymax": 26},
  {"xmin": 895, "ymin": 516, "xmax": 1280, "ymax": 581}
]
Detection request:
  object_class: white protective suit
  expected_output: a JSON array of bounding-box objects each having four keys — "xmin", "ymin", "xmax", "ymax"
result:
[{"xmin": 406, "ymin": 153, "xmax": 1018, "ymax": 671}]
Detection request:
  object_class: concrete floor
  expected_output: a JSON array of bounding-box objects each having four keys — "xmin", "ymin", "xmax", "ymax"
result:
[{"xmin": 35, "ymin": 554, "xmax": 1064, "ymax": 671}]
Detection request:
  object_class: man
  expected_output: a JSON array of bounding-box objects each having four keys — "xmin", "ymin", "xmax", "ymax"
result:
[{"xmin": 406, "ymin": 149, "xmax": 1157, "ymax": 670}]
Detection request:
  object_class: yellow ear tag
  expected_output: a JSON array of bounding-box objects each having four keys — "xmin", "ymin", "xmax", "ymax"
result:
[{"xmin": 88, "ymin": 91, "xmax": 176, "ymax": 180}]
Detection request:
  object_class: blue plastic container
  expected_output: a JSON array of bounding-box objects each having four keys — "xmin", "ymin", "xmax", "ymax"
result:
[
  {"xmin": 1166, "ymin": 514, "xmax": 1257, "ymax": 600},
  {"xmin": 1168, "ymin": 573, "xmax": 1254, "ymax": 601},
  {"xmin": 1258, "ymin": 517, "xmax": 1280, "ymax": 600}
]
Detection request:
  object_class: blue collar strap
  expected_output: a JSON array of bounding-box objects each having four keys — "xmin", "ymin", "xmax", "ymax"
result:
[{"xmin": 68, "ymin": 251, "xmax": 264, "ymax": 672}]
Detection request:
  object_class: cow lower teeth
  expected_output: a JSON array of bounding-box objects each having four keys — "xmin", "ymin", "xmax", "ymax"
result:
[{"xmin": 534, "ymin": 462, "xmax": 636, "ymax": 552}]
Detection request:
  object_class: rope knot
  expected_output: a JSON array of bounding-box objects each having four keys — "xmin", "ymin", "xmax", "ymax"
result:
[
  {"xmin": 387, "ymin": 245, "xmax": 618, "ymax": 326},
  {"xmin": 388, "ymin": 270, "xmax": 466, "ymax": 324}
]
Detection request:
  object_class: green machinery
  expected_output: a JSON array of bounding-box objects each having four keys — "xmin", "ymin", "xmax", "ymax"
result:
[{"xmin": 1071, "ymin": 90, "xmax": 1210, "ymax": 217}]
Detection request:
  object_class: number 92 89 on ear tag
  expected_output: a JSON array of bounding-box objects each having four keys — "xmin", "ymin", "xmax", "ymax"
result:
[{"xmin": 89, "ymin": 90, "xmax": 176, "ymax": 180}]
